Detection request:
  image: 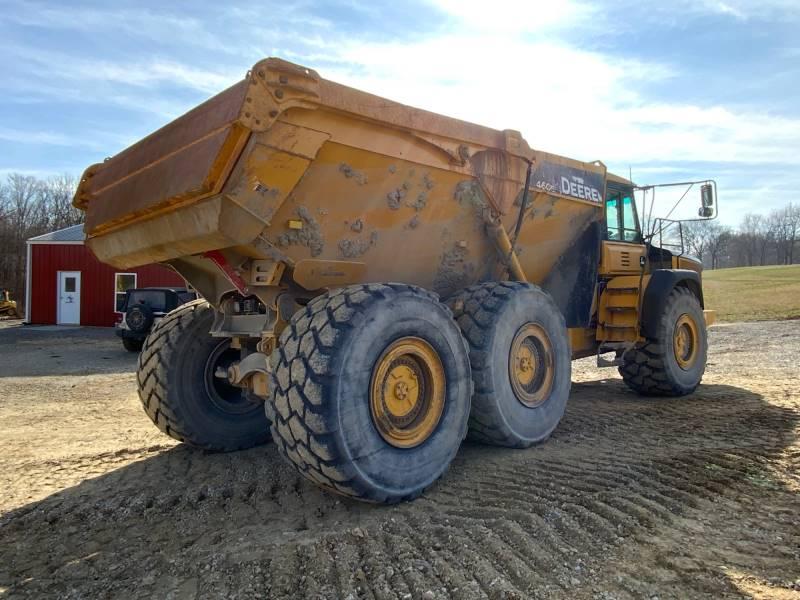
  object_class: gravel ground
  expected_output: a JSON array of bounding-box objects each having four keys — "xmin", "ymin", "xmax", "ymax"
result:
[{"xmin": 0, "ymin": 319, "xmax": 798, "ymax": 599}]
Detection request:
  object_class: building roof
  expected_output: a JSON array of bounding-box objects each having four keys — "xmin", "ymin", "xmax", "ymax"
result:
[{"xmin": 27, "ymin": 224, "xmax": 85, "ymax": 243}]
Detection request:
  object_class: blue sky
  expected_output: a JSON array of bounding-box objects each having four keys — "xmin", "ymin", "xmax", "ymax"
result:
[{"xmin": 1, "ymin": 0, "xmax": 798, "ymax": 225}]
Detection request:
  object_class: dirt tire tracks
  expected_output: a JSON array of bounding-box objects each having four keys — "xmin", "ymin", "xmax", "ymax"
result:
[{"xmin": 1, "ymin": 320, "xmax": 799, "ymax": 598}]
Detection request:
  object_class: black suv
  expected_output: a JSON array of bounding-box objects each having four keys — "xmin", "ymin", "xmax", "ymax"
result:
[{"xmin": 117, "ymin": 287, "xmax": 197, "ymax": 352}]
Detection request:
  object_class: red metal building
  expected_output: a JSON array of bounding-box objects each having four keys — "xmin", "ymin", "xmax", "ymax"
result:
[{"xmin": 25, "ymin": 225, "xmax": 185, "ymax": 327}]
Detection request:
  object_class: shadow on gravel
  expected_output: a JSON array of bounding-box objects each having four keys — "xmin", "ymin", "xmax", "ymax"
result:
[
  {"xmin": 0, "ymin": 325, "xmax": 136, "ymax": 377},
  {"xmin": 1, "ymin": 379, "xmax": 797, "ymax": 598}
]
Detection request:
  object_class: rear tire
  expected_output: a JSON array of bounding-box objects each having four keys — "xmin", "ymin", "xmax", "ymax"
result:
[
  {"xmin": 449, "ymin": 282, "xmax": 571, "ymax": 448},
  {"xmin": 137, "ymin": 299, "xmax": 270, "ymax": 451},
  {"xmin": 122, "ymin": 337, "xmax": 143, "ymax": 353},
  {"xmin": 619, "ymin": 286, "xmax": 707, "ymax": 396},
  {"xmin": 267, "ymin": 283, "xmax": 472, "ymax": 503}
]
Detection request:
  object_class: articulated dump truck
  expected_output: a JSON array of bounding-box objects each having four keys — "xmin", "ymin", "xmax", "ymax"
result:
[{"xmin": 74, "ymin": 58, "xmax": 717, "ymax": 503}]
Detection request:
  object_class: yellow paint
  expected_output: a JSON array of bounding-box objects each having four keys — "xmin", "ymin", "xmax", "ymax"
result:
[
  {"xmin": 673, "ymin": 313, "xmax": 700, "ymax": 369},
  {"xmin": 509, "ymin": 323, "xmax": 554, "ymax": 407},
  {"xmin": 596, "ymin": 275, "xmax": 650, "ymax": 343},
  {"xmin": 599, "ymin": 241, "xmax": 645, "ymax": 276},
  {"xmin": 369, "ymin": 337, "xmax": 445, "ymax": 448}
]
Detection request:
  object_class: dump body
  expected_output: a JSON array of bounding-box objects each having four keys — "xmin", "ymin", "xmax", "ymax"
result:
[{"xmin": 75, "ymin": 58, "xmax": 608, "ymax": 347}]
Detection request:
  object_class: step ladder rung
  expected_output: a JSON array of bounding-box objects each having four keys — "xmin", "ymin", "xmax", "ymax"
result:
[{"xmin": 600, "ymin": 323, "xmax": 636, "ymax": 330}]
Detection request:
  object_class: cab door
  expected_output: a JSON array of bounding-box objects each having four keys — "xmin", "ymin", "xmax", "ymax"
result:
[
  {"xmin": 600, "ymin": 186, "xmax": 645, "ymax": 275},
  {"xmin": 597, "ymin": 184, "xmax": 647, "ymax": 343}
]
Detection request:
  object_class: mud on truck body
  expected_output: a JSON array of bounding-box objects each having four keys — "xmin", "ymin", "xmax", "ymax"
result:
[{"xmin": 74, "ymin": 58, "xmax": 717, "ymax": 503}]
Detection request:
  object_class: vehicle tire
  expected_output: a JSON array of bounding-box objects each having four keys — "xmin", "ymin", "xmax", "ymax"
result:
[
  {"xmin": 267, "ymin": 283, "xmax": 472, "ymax": 503},
  {"xmin": 137, "ymin": 299, "xmax": 270, "ymax": 451},
  {"xmin": 122, "ymin": 337, "xmax": 143, "ymax": 353},
  {"xmin": 619, "ymin": 286, "xmax": 707, "ymax": 396},
  {"xmin": 449, "ymin": 281, "xmax": 571, "ymax": 448},
  {"xmin": 126, "ymin": 304, "xmax": 154, "ymax": 334}
]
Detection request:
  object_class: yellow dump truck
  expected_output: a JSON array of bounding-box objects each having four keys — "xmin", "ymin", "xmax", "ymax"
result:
[{"xmin": 74, "ymin": 58, "xmax": 717, "ymax": 503}]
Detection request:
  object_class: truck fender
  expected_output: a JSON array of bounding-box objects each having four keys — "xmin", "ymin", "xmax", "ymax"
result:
[{"xmin": 640, "ymin": 269, "xmax": 704, "ymax": 339}]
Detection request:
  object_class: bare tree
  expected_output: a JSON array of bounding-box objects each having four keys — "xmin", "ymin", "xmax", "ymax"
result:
[
  {"xmin": 705, "ymin": 223, "xmax": 730, "ymax": 270},
  {"xmin": 0, "ymin": 173, "xmax": 83, "ymax": 314},
  {"xmin": 738, "ymin": 213, "xmax": 767, "ymax": 266},
  {"xmin": 39, "ymin": 174, "xmax": 82, "ymax": 231},
  {"xmin": 683, "ymin": 220, "xmax": 731, "ymax": 269},
  {"xmin": 785, "ymin": 202, "xmax": 800, "ymax": 265},
  {"xmin": 770, "ymin": 207, "xmax": 790, "ymax": 265},
  {"xmin": 682, "ymin": 221, "xmax": 707, "ymax": 262}
]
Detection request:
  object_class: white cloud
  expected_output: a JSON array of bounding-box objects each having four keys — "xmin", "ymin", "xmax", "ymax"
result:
[
  {"xmin": 3, "ymin": 75, "xmax": 191, "ymax": 122},
  {"xmin": 312, "ymin": 31, "xmax": 798, "ymax": 172},
  {"xmin": 0, "ymin": 2, "xmax": 236, "ymax": 55},
  {"xmin": 0, "ymin": 128, "xmax": 75, "ymax": 146},
  {"xmin": 0, "ymin": 127, "xmax": 125, "ymax": 151},
  {"xmin": 706, "ymin": 1, "xmax": 748, "ymax": 19},
  {"xmin": 4, "ymin": 43, "xmax": 243, "ymax": 96},
  {"xmin": 74, "ymin": 60, "xmax": 242, "ymax": 95},
  {"xmin": 667, "ymin": 0, "xmax": 800, "ymax": 21},
  {"xmin": 429, "ymin": 0, "xmax": 590, "ymax": 33}
]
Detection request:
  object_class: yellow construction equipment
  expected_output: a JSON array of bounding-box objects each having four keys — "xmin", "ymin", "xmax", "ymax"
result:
[
  {"xmin": 74, "ymin": 58, "xmax": 718, "ymax": 503},
  {"xmin": 0, "ymin": 289, "xmax": 19, "ymax": 318}
]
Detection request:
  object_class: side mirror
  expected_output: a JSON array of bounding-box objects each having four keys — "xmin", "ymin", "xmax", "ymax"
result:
[{"xmin": 701, "ymin": 183, "xmax": 714, "ymax": 208}]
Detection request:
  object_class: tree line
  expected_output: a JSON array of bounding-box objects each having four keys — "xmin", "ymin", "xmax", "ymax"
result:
[
  {"xmin": 0, "ymin": 173, "xmax": 83, "ymax": 307},
  {"xmin": 682, "ymin": 203, "xmax": 800, "ymax": 269}
]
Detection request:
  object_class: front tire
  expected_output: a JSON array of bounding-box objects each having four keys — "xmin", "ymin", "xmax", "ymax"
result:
[
  {"xmin": 619, "ymin": 286, "xmax": 707, "ymax": 396},
  {"xmin": 449, "ymin": 282, "xmax": 571, "ymax": 448},
  {"xmin": 122, "ymin": 337, "xmax": 143, "ymax": 353},
  {"xmin": 267, "ymin": 284, "xmax": 472, "ymax": 503},
  {"xmin": 137, "ymin": 300, "xmax": 270, "ymax": 451}
]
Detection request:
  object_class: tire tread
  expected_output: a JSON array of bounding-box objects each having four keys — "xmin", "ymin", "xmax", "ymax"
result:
[
  {"xmin": 449, "ymin": 281, "xmax": 567, "ymax": 448},
  {"xmin": 137, "ymin": 299, "xmax": 266, "ymax": 451},
  {"xmin": 268, "ymin": 283, "xmax": 460, "ymax": 503},
  {"xmin": 618, "ymin": 286, "xmax": 704, "ymax": 397}
]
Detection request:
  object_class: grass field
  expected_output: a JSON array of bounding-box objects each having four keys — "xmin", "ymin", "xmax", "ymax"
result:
[{"xmin": 703, "ymin": 264, "xmax": 800, "ymax": 322}]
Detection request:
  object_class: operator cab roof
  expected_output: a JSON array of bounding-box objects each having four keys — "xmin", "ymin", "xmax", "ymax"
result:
[{"xmin": 607, "ymin": 172, "xmax": 635, "ymax": 187}]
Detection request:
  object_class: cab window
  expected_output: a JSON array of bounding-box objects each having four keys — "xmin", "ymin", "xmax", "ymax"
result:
[
  {"xmin": 605, "ymin": 188, "xmax": 641, "ymax": 242},
  {"xmin": 128, "ymin": 290, "xmax": 168, "ymax": 311}
]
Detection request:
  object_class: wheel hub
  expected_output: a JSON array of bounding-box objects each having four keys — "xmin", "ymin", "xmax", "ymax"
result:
[
  {"xmin": 370, "ymin": 337, "xmax": 445, "ymax": 448},
  {"xmin": 204, "ymin": 341, "xmax": 258, "ymax": 414},
  {"xmin": 128, "ymin": 311, "xmax": 143, "ymax": 328},
  {"xmin": 673, "ymin": 313, "xmax": 699, "ymax": 370},
  {"xmin": 509, "ymin": 323, "xmax": 554, "ymax": 408}
]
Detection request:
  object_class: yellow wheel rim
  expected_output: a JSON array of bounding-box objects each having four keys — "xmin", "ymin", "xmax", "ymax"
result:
[
  {"xmin": 509, "ymin": 323, "xmax": 554, "ymax": 408},
  {"xmin": 673, "ymin": 313, "xmax": 699, "ymax": 370},
  {"xmin": 369, "ymin": 337, "xmax": 445, "ymax": 448}
]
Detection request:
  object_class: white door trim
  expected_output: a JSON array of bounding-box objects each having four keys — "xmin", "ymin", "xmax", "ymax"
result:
[
  {"xmin": 57, "ymin": 271, "xmax": 81, "ymax": 325},
  {"xmin": 24, "ymin": 241, "xmax": 32, "ymax": 323}
]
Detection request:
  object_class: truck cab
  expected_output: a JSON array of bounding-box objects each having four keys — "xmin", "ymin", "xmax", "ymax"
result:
[{"xmin": 587, "ymin": 173, "xmax": 716, "ymax": 393}]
